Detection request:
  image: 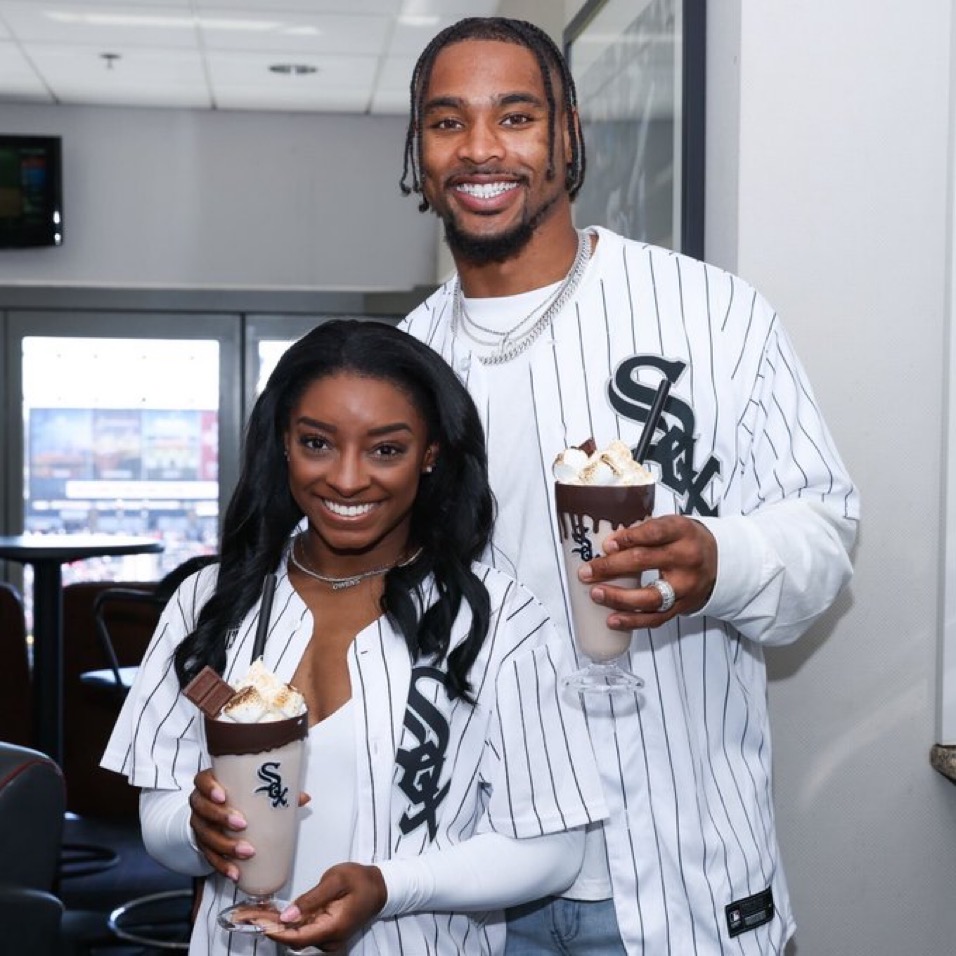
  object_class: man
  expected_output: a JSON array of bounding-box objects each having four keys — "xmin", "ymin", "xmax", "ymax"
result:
[{"xmin": 399, "ymin": 16, "xmax": 859, "ymax": 956}]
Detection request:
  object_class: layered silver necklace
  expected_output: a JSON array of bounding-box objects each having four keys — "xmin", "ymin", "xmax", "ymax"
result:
[
  {"xmin": 452, "ymin": 228, "xmax": 592, "ymax": 366},
  {"xmin": 290, "ymin": 533, "xmax": 422, "ymax": 591}
]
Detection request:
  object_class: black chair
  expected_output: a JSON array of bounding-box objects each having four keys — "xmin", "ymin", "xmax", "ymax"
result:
[
  {"xmin": 0, "ymin": 740, "xmax": 66, "ymax": 955},
  {"xmin": 75, "ymin": 554, "xmax": 217, "ymax": 952},
  {"xmin": 82, "ymin": 585, "xmax": 165, "ymax": 698},
  {"xmin": 0, "ymin": 582, "xmax": 33, "ymax": 747},
  {"xmin": 82, "ymin": 554, "xmax": 219, "ymax": 699}
]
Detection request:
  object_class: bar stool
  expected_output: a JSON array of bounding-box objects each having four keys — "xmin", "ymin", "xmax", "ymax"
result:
[{"xmin": 108, "ymin": 889, "xmax": 195, "ymax": 950}]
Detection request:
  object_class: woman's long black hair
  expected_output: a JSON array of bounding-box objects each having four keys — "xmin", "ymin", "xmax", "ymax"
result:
[{"xmin": 174, "ymin": 320, "xmax": 494, "ymax": 701}]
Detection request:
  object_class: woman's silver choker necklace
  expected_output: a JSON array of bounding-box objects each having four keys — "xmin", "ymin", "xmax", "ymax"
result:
[
  {"xmin": 290, "ymin": 533, "xmax": 422, "ymax": 590},
  {"xmin": 452, "ymin": 228, "xmax": 592, "ymax": 366}
]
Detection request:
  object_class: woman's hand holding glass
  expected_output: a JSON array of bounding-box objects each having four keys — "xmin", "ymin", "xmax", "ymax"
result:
[
  {"xmin": 267, "ymin": 863, "xmax": 388, "ymax": 953},
  {"xmin": 188, "ymin": 769, "xmax": 312, "ymax": 887}
]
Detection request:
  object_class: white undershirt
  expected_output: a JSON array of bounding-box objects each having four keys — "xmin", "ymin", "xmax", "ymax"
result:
[
  {"xmin": 458, "ymin": 281, "xmax": 562, "ymax": 369},
  {"xmin": 291, "ymin": 700, "xmax": 357, "ymax": 888}
]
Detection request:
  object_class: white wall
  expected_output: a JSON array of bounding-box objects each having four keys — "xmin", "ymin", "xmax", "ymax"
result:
[
  {"xmin": 707, "ymin": 2, "xmax": 956, "ymax": 954},
  {"xmin": 0, "ymin": 103, "xmax": 436, "ymax": 291}
]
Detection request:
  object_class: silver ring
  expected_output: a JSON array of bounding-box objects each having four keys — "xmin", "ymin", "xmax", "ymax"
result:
[{"xmin": 650, "ymin": 578, "xmax": 676, "ymax": 612}]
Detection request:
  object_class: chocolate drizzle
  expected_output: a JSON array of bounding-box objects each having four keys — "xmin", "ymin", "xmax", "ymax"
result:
[
  {"xmin": 554, "ymin": 482, "xmax": 655, "ymax": 546},
  {"xmin": 204, "ymin": 712, "xmax": 308, "ymax": 757}
]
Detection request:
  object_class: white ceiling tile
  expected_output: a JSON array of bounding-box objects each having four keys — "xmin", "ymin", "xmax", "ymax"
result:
[
  {"xmin": 207, "ymin": 48, "xmax": 377, "ymax": 110},
  {"xmin": 0, "ymin": 40, "xmax": 52, "ymax": 99},
  {"xmin": 197, "ymin": 11, "xmax": 389, "ymax": 57},
  {"xmin": 370, "ymin": 86, "xmax": 412, "ymax": 116},
  {"xmin": 208, "ymin": 49, "xmax": 375, "ymax": 82},
  {"xmin": 214, "ymin": 87, "xmax": 371, "ymax": 113},
  {"xmin": 385, "ymin": 15, "xmax": 477, "ymax": 56},
  {"xmin": 376, "ymin": 53, "xmax": 415, "ymax": 89},
  {"xmin": 0, "ymin": 2, "xmax": 201, "ymax": 49},
  {"xmin": 198, "ymin": 0, "xmax": 401, "ymax": 14},
  {"xmin": 395, "ymin": 0, "xmax": 498, "ymax": 26},
  {"xmin": 0, "ymin": 0, "xmax": 510, "ymax": 114},
  {"xmin": 0, "ymin": 1, "xmax": 193, "ymax": 6},
  {"xmin": 57, "ymin": 85, "xmax": 210, "ymax": 108},
  {"xmin": 25, "ymin": 43, "xmax": 209, "ymax": 103}
]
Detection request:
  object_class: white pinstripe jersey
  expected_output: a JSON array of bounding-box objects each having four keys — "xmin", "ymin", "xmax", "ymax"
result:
[
  {"xmin": 102, "ymin": 556, "xmax": 607, "ymax": 956},
  {"xmin": 401, "ymin": 227, "xmax": 860, "ymax": 955}
]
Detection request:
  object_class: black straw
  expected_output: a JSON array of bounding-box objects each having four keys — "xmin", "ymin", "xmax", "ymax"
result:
[
  {"xmin": 632, "ymin": 379, "xmax": 671, "ymax": 463},
  {"xmin": 250, "ymin": 573, "xmax": 277, "ymax": 663}
]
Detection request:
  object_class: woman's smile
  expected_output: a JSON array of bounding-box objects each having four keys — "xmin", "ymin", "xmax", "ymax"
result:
[{"xmin": 321, "ymin": 498, "xmax": 379, "ymax": 519}]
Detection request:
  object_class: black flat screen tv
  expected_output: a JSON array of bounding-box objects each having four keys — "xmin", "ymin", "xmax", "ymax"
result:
[{"xmin": 0, "ymin": 135, "xmax": 63, "ymax": 248}]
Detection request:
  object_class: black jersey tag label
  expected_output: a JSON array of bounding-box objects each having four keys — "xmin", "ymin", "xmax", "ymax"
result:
[{"xmin": 726, "ymin": 887, "xmax": 775, "ymax": 938}]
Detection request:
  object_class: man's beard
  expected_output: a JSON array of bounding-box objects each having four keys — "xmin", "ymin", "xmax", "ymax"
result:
[{"xmin": 439, "ymin": 192, "xmax": 559, "ymax": 266}]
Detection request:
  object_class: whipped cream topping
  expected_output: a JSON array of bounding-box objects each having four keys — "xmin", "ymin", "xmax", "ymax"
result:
[
  {"xmin": 218, "ymin": 659, "xmax": 306, "ymax": 723},
  {"xmin": 553, "ymin": 439, "xmax": 654, "ymax": 486}
]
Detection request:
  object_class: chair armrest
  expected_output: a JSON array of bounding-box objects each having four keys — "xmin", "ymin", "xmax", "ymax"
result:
[{"xmin": 0, "ymin": 886, "xmax": 63, "ymax": 953}]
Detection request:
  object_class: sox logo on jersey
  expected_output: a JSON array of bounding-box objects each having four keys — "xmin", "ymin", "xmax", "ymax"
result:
[
  {"xmin": 396, "ymin": 665, "xmax": 452, "ymax": 840},
  {"xmin": 608, "ymin": 354, "xmax": 722, "ymax": 517}
]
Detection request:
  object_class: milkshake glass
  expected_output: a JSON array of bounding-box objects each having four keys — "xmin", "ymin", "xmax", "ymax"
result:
[
  {"xmin": 555, "ymin": 480, "xmax": 655, "ymax": 693},
  {"xmin": 205, "ymin": 710, "xmax": 308, "ymax": 933}
]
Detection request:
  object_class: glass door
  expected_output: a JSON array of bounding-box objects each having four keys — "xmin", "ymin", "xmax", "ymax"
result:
[{"xmin": 4, "ymin": 311, "xmax": 241, "ymax": 622}]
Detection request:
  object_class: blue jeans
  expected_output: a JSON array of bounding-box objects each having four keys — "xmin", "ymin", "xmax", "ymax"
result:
[{"xmin": 505, "ymin": 897, "xmax": 626, "ymax": 956}]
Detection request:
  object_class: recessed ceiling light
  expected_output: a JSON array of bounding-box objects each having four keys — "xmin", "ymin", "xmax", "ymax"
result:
[{"xmin": 268, "ymin": 63, "xmax": 318, "ymax": 76}]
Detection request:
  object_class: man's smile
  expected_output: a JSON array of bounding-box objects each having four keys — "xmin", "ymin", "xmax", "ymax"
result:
[{"xmin": 454, "ymin": 181, "xmax": 519, "ymax": 200}]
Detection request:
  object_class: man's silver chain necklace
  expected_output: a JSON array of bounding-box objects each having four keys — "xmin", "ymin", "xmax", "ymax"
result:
[{"xmin": 452, "ymin": 229, "xmax": 592, "ymax": 366}]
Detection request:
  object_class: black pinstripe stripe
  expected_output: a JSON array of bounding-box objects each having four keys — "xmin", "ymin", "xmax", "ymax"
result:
[
  {"xmin": 528, "ymin": 361, "xmax": 573, "ymax": 641},
  {"xmin": 537, "ymin": 643, "xmax": 592, "ymax": 821},
  {"xmin": 607, "ymin": 688, "xmax": 652, "ymax": 953},
  {"xmin": 701, "ymin": 260, "xmax": 722, "ymax": 464},
  {"xmin": 670, "ymin": 610, "xmax": 724, "ymax": 951}
]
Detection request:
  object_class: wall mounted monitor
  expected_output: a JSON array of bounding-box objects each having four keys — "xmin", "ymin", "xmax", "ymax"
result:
[{"xmin": 0, "ymin": 135, "xmax": 63, "ymax": 248}]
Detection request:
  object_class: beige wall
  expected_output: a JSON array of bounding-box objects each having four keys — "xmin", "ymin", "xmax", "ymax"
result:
[{"xmin": 714, "ymin": 2, "xmax": 956, "ymax": 954}]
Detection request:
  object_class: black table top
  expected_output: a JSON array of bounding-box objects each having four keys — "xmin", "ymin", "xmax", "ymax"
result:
[{"xmin": 0, "ymin": 534, "xmax": 164, "ymax": 563}]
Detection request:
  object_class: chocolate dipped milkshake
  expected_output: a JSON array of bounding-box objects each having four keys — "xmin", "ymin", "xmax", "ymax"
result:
[
  {"xmin": 554, "ymin": 440, "xmax": 655, "ymax": 690},
  {"xmin": 186, "ymin": 660, "xmax": 308, "ymax": 932}
]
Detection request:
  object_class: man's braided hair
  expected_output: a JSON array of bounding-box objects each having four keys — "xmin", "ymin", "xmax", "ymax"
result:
[{"xmin": 400, "ymin": 17, "xmax": 586, "ymax": 212}]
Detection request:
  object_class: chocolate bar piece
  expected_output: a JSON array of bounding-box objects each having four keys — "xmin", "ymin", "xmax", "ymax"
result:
[
  {"xmin": 183, "ymin": 665, "xmax": 236, "ymax": 718},
  {"xmin": 577, "ymin": 437, "xmax": 597, "ymax": 456}
]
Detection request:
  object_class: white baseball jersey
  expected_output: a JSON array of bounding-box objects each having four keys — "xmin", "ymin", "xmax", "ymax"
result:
[
  {"xmin": 102, "ymin": 555, "xmax": 607, "ymax": 956},
  {"xmin": 401, "ymin": 226, "xmax": 860, "ymax": 955}
]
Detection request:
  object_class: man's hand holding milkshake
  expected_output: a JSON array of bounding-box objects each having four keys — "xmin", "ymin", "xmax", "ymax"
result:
[{"xmin": 553, "ymin": 437, "xmax": 718, "ymax": 691}]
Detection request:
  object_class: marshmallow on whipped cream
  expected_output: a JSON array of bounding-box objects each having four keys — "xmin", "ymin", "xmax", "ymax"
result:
[
  {"xmin": 553, "ymin": 439, "xmax": 654, "ymax": 486},
  {"xmin": 217, "ymin": 659, "xmax": 306, "ymax": 723}
]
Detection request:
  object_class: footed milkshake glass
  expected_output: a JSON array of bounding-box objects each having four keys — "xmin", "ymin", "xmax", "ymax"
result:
[
  {"xmin": 205, "ymin": 711, "xmax": 308, "ymax": 933},
  {"xmin": 555, "ymin": 480, "xmax": 655, "ymax": 693}
]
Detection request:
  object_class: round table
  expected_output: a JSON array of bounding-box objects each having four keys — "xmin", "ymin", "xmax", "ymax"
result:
[{"xmin": 0, "ymin": 534, "xmax": 164, "ymax": 765}]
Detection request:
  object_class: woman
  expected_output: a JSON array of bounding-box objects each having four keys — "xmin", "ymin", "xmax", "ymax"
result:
[{"xmin": 102, "ymin": 320, "xmax": 605, "ymax": 955}]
